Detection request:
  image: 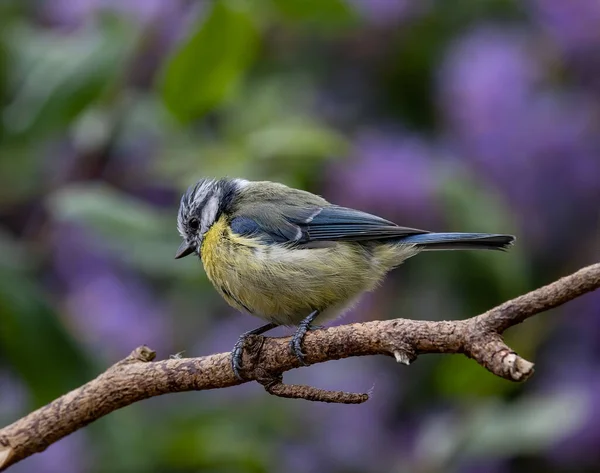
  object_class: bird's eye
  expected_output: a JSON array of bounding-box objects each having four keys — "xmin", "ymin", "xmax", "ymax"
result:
[{"xmin": 189, "ymin": 218, "xmax": 199, "ymax": 230}]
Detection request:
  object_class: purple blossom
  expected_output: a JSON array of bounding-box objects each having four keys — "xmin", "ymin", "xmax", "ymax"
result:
[
  {"xmin": 530, "ymin": 0, "xmax": 600, "ymax": 94},
  {"xmin": 281, "ymin": 443, "xmax": 324, "ymax": 473},
  {"xmin": 37, "ymin": 0, "xmax": 196, "ymax": 92},
  {"xmin": 52, "ymin": 223, "xmax": 171, "ymax": 360},
  {"xmin": 10, "ymin": 430, "xmax": 88, "ymax": 473},
  {"xmin": 439, "ymin": 27, "xmax": 540, "ymax": 164},
  {"xmin": 529, "ymin": 0, "xmax": 600, "ymax": 54},
  {"xmin": 0, "ymin": 371, "xmax": 29, "ymax": 420},
  {"xmin": 326, "ymin": 129, "xmax": 440, "ymax": 227},
  {"xmin": 40, "ymin": 0, "xmax": 186, "ymax": 29},
  {"xmin": 284, "ymin": 357, "xmax": 402, "ymax": 472},
  {"xmin": 562, "ymin": 291, "xmax": 600, "ymax": 351},
  {"xmin": 538, "ymin": 292, "xmax": 600, "ymax": 384},
  {"xmin": 439, "ymin": 26, "xmax": 600, "ymax": 248},
  {"xmin": 542, "ymin": 368, "xmax": 600, "ymax": 467},
  {"xmin": 529, "ymin": 291, "xmax": 600, "ymax": 466}
]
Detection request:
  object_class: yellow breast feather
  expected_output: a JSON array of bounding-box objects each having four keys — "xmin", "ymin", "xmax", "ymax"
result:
[{"xmin": 200, "ymin": 215, "xmax": 416, "ymax": 325}]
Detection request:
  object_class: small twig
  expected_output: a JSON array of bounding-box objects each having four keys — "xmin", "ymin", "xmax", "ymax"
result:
[
  {"xmin": 264, "ymin": 380, "xmax": 369, "ymax": 404},
  {"xmin": 0, "ymin": 263, "xmax": 598, "ymax": 471},
  {"xmin": 255, "ymin": 369, "xmax": 369, "ymax": 404}
]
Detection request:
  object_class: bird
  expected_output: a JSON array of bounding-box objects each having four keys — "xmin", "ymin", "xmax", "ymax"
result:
[{"xmin": 175, "ymin": 177, "xmax": 515, "ymax": 379}]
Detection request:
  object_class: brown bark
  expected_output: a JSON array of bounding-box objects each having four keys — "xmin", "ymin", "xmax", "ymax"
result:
[{"xmin": 1, "ymin": 263, "xmax": 599, "ymax": 471}]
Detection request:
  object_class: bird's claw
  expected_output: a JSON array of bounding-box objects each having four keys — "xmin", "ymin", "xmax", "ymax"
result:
[
  {"xmin": 289, "ymin": 310, "xmax": 320, "ymax": 366},
  {"xmin": 231, "ymin": 336, "xmax": 247, "ymax": 381},
  {"xmin": 230, "ymin": 322, "xmax": 278, "ymax": 381},
  {"xmin": 290, "ymin": 334, "xmax": 309, "ymax": 366}
]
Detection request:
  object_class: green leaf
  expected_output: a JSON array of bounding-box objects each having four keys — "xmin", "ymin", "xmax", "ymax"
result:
[
  {"xmin": 414, "ymin": 391, "xmax": 586, "ymax": 466},
  {"xmin": 2, "ymin": 16, "xmax": 132, "ymax": 139},
  {"xmin": 46, "ymin": 183, "xmax": 203, "ymax": 280},
  {"xmin": 47, "ymin": 183, "xmax": 169, "ymax": 239},
  {"xmin": 462, "ymin": 390, "xmax": 586, "ymax": 457},
  {"xmin": 436, "ymin": 165, "xmax": 530, "ymax": 302},
  {"xmin": 270, "ymin": 0, "xmax": 358, "ymax": 28},
  {"xmin": 245, "ymin": 119, "xmax": 347, "ymax": 160},
  {"xmin": 0, "ymin": 228, "xmax": 33, "ymax": 273},
  {"xmin": 156, "ymin": 405, "xmax": 290, "ymax": 471},
  {"xmin": 161, "ymin": 0, "xmax": 259, "ymax": 123},
  {"xmin": 434, "ymin": 355, "xmax": 517, "ymax": 398},
  {"xmin": 0, "ymin": 272, "xmax": 93, "ymax": 405}
]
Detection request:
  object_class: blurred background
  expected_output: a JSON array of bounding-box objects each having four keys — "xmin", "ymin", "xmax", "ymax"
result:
[{"xmin": 0, "ymin": 0, "xmax": 599, "ymax": 472}]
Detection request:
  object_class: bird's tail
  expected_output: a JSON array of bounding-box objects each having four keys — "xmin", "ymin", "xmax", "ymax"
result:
[{"xmin": 398, "ymin": 233, "xmax": 515, "ymax": 251}]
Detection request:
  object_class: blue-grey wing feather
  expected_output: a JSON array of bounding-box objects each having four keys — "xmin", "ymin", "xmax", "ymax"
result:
[
  {"xmin": 230, "ymin": 205, "xmax": 427, "ymax": 244},
  {"xmin": 230, "ymin": 216, "xmax": 290, "ymax": 243},
  {"xmin": 289, "ymin": 206, "xmax": 426, "ymax": 241}
]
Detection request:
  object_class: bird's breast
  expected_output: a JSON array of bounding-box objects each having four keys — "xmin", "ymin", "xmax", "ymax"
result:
[{"xmin": 200, "ymin": 215, "xmax": 410, "ymax": 325}]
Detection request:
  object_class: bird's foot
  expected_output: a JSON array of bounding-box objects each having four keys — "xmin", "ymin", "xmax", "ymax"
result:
[
  {"xmin": 231, "ymin": 335, "xmax": 249, "ymax": 381},
  {"xmin": 231, "ymin": 322, "xmax": 278, "ymax": 381},
  {"xmin": 290, "ymin": 310, "xmax": 320, "ymax": 366}
]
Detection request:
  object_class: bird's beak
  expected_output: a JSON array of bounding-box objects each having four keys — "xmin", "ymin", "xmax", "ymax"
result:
[{"xmin": 175, "ymin": 241, "xmax": 196, "ymax": 259}]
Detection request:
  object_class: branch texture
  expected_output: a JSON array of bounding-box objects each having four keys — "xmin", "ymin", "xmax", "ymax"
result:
[{"xmin": 1, "ymin": 263, "xmax": 599, "ymax": 470}]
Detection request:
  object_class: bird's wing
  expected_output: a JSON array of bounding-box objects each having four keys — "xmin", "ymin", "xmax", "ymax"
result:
[{"xmin": 230, "ymin": 204, "xmax": 428, "ymax": 244}]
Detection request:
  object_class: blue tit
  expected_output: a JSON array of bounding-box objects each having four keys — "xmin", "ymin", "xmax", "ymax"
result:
[{"xmin": 175, "ymin": 177, "xmax": 515, "ymax": 379}]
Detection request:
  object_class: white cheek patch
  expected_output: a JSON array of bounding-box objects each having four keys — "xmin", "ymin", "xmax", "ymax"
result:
[
  {"xmin": 201, "ymin": 195, "xmax": 220, "ymax": 231},
  {"xmin": 177, "ymin": 204, "xmax": 188, "ymax": 238}
]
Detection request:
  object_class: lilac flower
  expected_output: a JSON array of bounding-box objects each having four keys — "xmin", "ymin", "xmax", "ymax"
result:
[
  {"xmin": 36, "ymin": 0, "xmax": 196, "ymax": 91},
  {"xmin": 529, "ymin": 0, "xmax": 600, "ymax": 94},
  {"xmin": 527, "ymin": 291, "xmax": 600, "ymax": 466},
  {"xmin": 542, "ymin": 366, "xmax": 600, "ymax": 467},
  {"xmin": 326, "ymin": 129, "xmax": 440, "ymax": 227},
  {"xmin": 281, "ymin": 443, "xmax": 324, "ymax": 473},
  {"xmin": 0, "ymin": 371, "xmax": 29, "ymax": 421},
  {"xmin": 40, "ymin": 0, "xmax": 186, "ymax": 29},
  {"xmin": 284, "ymin": 357, "xmax": 401, "ymax": 472},
  {"xmin": 529, "ymin": 0, "xmax": 600, "ymax": 55},
  {"xmin": 52, "ymin": 223, "xmax": 171, "ymax": 360},
  {"xmin": 10, "ymin": 430, "xmax": 88, "ymax": 473},
  {"xmin": 439, "ymin": 26, "xmax": 600, "ymax": 248},
  {"xmin": 439, "ymin": 27, "xmax": 540, "ymax": 166},
  {"xmin": 562, "ymin": 291, "xmax": 600, "ymax": 351}
]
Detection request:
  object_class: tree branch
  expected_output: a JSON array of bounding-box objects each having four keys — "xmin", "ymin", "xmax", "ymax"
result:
[{"xmin": 1, "ymin": 263, "xmax": 599, "ymax": 471}]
